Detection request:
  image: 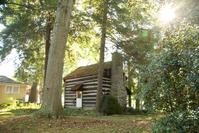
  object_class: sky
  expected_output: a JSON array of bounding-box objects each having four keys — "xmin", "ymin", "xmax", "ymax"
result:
[{"xmin": 0, "ymin": 24, "xmax": 17, "ymax": 78}]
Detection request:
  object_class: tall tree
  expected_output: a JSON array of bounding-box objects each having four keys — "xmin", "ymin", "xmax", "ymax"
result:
[
  {"xmin": 29, "ymin": 82, "xmax": 38, "ymax": 103},
  {"xmin": 41, "ymin": 0, "xmax": 74, "ymax": 116},
  {"xmin": 0, "ymin": 0, "xmax": 56, "ymax": 92},
  {"xmin": 96, "ymin": 0, "xmax": 109, "ymax": 112}
]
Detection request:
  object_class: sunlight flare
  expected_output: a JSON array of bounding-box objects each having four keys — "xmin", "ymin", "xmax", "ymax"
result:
[{"xmin": 159, "ymin": 4, "xmax": 175, "ymax": 24}]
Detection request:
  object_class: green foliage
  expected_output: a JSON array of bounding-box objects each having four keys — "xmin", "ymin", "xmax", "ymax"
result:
[
  {"xmin": 0, "ymin": 100, "xmax": 40, "ymax": 111},
  {"xmin": 139, "ymin": 21, "xmax": 199, "ymax": 133},
  {"xmin": 153, "ymin": 110, "xmax": 199, "ymax": 133},
  {"xmin": 0, "ymin": 103, "xmax": 11, "ymax": 110},
  {"xmin": 141, "ymin": 22, "xmax": 199, "ymax": 113},
  {"xmin": 100, "ymin": 95, "xmax": 122, "ymax": 115},
  {"xmin": 0, "ymin": 0, "xmax": 56, "ymax": 84}
]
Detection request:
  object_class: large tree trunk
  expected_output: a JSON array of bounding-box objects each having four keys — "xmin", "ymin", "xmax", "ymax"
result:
[
  {"xmin": 29, "ymin": 82, "xmax": 38, "ymax": 103},
  {"xmin": 96, "ymin": 0, "xmax": 108, "ymax": 112},
  {"xmin": 41, "ymin": 0, "xmax": 74, "ymax": 117}
]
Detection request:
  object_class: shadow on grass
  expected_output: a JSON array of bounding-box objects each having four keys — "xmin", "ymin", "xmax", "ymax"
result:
[{"xmin": 0, "ymin": 108, "xmax": 39, "ymax": 118}]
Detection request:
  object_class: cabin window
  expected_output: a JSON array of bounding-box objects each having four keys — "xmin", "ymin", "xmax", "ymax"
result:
[
  {"xmin": 5, "ymin": 85, "xmax": 19, "ymax": 94},
  {"xmin": 104, "ymin": 69, "xmax": 111, "ymax": 77}
]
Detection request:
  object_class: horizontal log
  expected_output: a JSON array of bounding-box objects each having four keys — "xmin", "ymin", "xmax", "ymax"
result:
[
  {"xmin": 83, "ymin": 97, "xmax": 97, "ymax": 100},
  {"xmin": 65, "ymin": 75, "xmax": 97, "ymax": 82},
  {"xmin": 64, "ymin": 103, "xmax": 76, "ymax": 106},
  {"xmin": 83, "ymin": 100, "xmax": 96, "ymax": 103},
  {"xmin": 65, "ymin": 75, "xmax": 111, "ymax": 83},
  {"xmin": 65, "ymin": 96, "xmax": 76, "ymax": 99},
  {"xmin": 65, "ymin": 80, "xmax": 97, "ymax": 87},
  {"xmin": 65, "ymin": 99, "xmax": 76, "ymax": 103},
  {"xmin": 64, "ymin": 105, "xmax": 76, "ymax": 108},
  {"xmin": 64, "ymin": 91, "xmax": 76, "ymax": 94},
  {"xmin": 83, "ymin": 104, "xmax": 96, "ymax": 107},
  {"xmin": 65, "ymin": 95, "xmax": 76, "ymax": 98},
  {"xmin": 65, "ymin": 80, "xmax": 111, "ymax": 87},
  {"xmin": 65, "ymin": 84, "xmax": 110, "ymax": 89},
  {"xmin": 64, "ymin": 88, "xmax": 110, "ymax": 94},
  {"xmin": 65, "ymin": 94, "xmax": 76, "ymax": 97},
  {"xmin": 83, "ymin": 90, "xmax": 97, "ymax": 94},
  {"xmin": 65, "ymin": 83, "xmax": 110, "ymax": 89},
  {"xmin": 83, "ymin": 93, "xmax": 96, "ymax": 96}
]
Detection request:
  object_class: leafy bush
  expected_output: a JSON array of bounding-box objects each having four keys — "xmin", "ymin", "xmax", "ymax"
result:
[
  {"xmin": 139, "ymin": 22, "xmax": 199, "ymax": 133},
  {"xmin": 153, "ymin": 109, "xmax": 199, "ymax": 133},
  {"xmin": 141, "ymin": 22, "xmax": 199, "ymax": 113},
  {"xmin": 100, "ymin": 95, "xmax": 122, "ymax": 115},
  {"xmin": 0, "ymin": 103, "xmax": 11, "ymax": 109}
]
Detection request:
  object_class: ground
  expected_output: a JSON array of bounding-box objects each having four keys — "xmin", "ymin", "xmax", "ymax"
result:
[{"xmin": 0, "ymin": 106, "xmax": 156, "ymax": 133}]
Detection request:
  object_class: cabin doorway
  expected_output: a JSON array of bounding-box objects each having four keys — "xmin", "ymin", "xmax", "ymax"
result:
[{"xmin": 76, "ymin": 91, "xmax": 82, "ymax": 108}]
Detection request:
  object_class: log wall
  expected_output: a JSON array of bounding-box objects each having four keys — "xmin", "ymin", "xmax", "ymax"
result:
[{"xmin": 64, "ymin": 75, "xmax": 111, "ymax": 108}]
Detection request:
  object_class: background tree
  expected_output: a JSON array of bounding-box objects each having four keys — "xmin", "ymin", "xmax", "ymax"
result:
[
  {"xmin": 110, "ymin": 0, "xmax": 157, "ymax": 109},
  {"xmin": 95, "ymin": 0, "xmax": 109, "ymax": 113},
  {"xmin": 0, "ymin": 0, "xmax": 56, "ymax": 97}
]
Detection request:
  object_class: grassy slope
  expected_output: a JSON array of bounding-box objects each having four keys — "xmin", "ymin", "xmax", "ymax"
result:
[{"xmin": 0, "ymin": 108, "xmax": 155, "ymax": 133}]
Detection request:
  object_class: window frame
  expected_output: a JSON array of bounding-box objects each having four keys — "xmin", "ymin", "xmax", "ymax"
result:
[{"xmin": 5, "ymin": 85, "xmax": 20, "ymax": 94}]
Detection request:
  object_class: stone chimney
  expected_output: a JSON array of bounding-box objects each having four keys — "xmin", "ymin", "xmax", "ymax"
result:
[{"xmin": 111, "ymin": 52, "xmax": 126, "ymax": 107}]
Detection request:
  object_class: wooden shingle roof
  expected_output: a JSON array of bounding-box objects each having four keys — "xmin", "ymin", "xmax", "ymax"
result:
[
  {"xmin": 0, "ymin": 75, "xmax": 21, "ymax": 84},
  {"xmin": 64, "ymin": 61, "xmax": 111, "ymax": 80}
]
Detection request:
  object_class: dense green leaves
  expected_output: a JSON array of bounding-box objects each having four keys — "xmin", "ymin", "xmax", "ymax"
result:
[
  {"xmin": 153, "ymin": 110, "xmax": 199, "ymax": 133},
  {"xmin": 141, "ymin": 23, "xmax": 199, "ymax": 112}
]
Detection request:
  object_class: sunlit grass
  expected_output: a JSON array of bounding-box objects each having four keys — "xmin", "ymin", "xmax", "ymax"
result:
[{"xmin": 0, "ymin": 104, "xmax": 162, "ymax": 133}]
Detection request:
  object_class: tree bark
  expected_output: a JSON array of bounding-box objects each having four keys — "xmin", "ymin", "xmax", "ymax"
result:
[
  {"xmin": 136, "ymin": 99, "xmax": 140, "ymax": 110},
  {"xmin": 44, "ymin": 15, "xmax": 52, "ymax": 84},
  {"xmin": 29, "ymin": 82, "xmax": 38, "ymax": 103},
  {"xmin": 96, "ymin": 0, "xmax": 108, "ymax": 112},
  {"xmin": 127, "ymin": 61, "xmax": 132, "ymax": 107},
  {"xmin": 41, "ymin": 12, "xmax": 53, "ymax": 103},
  {"xmin": 41, "ymin": 0, "xmax": 74, "ymax": 117}
]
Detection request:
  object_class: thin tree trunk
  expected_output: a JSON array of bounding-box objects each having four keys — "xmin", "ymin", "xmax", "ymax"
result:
[
  {"xmin": 29, "ymin": 82, "xmax": 38, "ymax": 103},
  {"xmin": 41, "ymin": 14, "xmax": 52, "ymax": 104},
  {"xmin": 96, "ymin": 0, "xmax": 108, "ymax": 112},
  {"xmin": 136, "ymin": 99, "xmax": 140, "ymax": 110},
  {"xmin": 41, "ymin": 0, "xmax": 74, "ymax": 117},
  {"xmin": 44, "ymin": 17, "xmax": 52, "ymax": 84},
  {"xmin": 127, "ymin": 61, "xmax": 132, "ymax": 107}
]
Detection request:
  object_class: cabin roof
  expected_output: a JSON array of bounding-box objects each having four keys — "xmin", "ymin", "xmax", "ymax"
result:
[
  {"xmin": 0, "ymin": 75, "xmax": 22, "ymax": 84},
  {"xmin": 64, "ymin": 61, "xmax": 111, "ymax": 80}
]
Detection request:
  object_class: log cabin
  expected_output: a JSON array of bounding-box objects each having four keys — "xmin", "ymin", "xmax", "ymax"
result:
[{"xmin": 63, "ymin": 52, "xmax": 127, "ymax": 109}]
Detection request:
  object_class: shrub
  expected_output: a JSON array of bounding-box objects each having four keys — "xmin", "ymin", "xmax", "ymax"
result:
[
  {"xmin": 100, "ymin": 95, "xmax": 122, "ymax": 115},
  {"xmin": 153, "ymin": 109, "xmax": 199, "ymax": 133},
  {"xmin": 0, "ymin": 103, "xmax": 11, "ymax": 109}
]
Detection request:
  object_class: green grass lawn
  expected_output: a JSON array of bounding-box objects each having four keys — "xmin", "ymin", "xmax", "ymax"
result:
[{"xmin": 0, "ymin": 107, "xmax": 156, "ymax": 133}]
